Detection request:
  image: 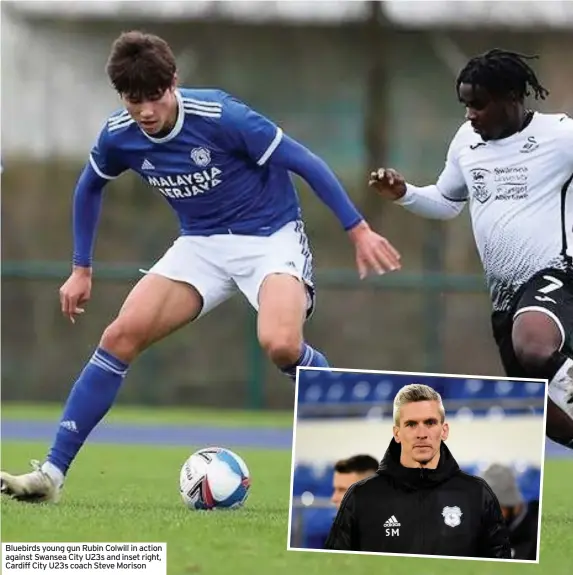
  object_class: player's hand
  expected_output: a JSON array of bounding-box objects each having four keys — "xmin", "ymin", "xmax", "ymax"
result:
[
  {"xmin": 348, "ymin": 221, "xmax": 401, "ymax": 279},
  {"xmin": 368, "ymin": 168, "xmax": 407, "ymax": 201},
  {"xmin": 59, "ymin": 266, "xmax": 92, "ymax": 324}
]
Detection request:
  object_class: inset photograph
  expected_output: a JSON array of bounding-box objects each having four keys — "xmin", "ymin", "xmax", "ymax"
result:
[{"xmin": 288, "ymin": 367, "xmax": 546, "ymax": 563}]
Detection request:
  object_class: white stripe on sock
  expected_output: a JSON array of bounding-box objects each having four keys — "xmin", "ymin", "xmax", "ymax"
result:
[
  {"xmin": 93, "ymin": 351, "xmax": 127, "ymax": 373},
  {"xmin": 89, "ymin": 355, "xmax": 127, "ymax": 376}
]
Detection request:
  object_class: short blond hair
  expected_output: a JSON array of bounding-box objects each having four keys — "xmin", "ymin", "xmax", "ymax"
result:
[{"xmin": 393, "ymin": 384, "xmax": 445, "ymax": 426}]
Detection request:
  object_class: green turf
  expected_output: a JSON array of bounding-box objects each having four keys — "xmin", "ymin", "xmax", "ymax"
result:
[
  {"xmin": 1, "ymin": 441, "xmax": 572, "ymax": 574},
  {"xmin": 1, "ymin": 402, "xmax": 294, "ymax": 428}
]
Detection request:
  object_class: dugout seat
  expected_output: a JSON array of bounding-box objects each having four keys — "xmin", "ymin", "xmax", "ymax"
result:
[
  {"xmin": 293, "ymin": 464, "xmax": 334, "ymax": 498},
  {"xmin": 292, "ymin": 464, "xmax": 316, "ymax": 496},
  {"xmin": 516, "ymin": 466, "xmax": 542, "ymax": 502}
]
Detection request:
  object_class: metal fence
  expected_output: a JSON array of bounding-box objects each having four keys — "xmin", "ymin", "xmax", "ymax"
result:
[{"xmin": 2, "ymin": 262, "xmax": 496, "ymax": 409}]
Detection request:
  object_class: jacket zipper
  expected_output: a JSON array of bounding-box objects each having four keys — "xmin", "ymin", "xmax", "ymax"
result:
[{"xmin": 419, "ymin": 468, "xmax": 426, "ymax": 552}]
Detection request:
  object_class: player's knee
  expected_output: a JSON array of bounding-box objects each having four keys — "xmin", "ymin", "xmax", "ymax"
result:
[
  {"xmin": 259, "ymin": 331, "xmax": 301, "ymax": 367},
  {"xmin": 99, "ymin": 320, "xmax": 146, "ymax": 363},
  {"xmin": 513, "ymin": 312, "xmax": 562, "ymax": 376},
  {"xmin": 514, "ymin": 342, "xmax": 556, "ymax": 377},
  {"xmin": 513, "ymin": 333, "xmax": 558, "ymax": 377}
]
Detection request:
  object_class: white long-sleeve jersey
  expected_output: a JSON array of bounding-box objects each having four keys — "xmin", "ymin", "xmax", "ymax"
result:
[{"xmin": 396, "ymin": 112, "xmax": 573, "ymax": 311}]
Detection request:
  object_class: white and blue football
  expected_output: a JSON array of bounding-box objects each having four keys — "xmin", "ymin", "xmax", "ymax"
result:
[{"xmin": 179, "ymin": 447, "xmax": 251, "ymax": 510}]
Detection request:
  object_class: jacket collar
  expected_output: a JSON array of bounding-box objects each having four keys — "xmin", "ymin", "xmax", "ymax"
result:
[{"xmin": 377, "ymin": 438, "xmax": 460, "ymax": 490}]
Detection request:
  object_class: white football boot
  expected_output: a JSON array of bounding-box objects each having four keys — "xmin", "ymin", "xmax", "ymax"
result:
[
  {"xmin": 567, "ymin": 363, "xmax": 573, "ymax": 407},
  {"xmin": 550, "ymin": 360, "xmax": 573, "ymax": 417},
  {"xmin": 1, "ymin": 460, "xmax": 62, "ymax": 503}
]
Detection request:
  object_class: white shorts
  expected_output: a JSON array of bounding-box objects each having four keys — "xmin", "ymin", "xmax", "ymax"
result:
[{"xmin": 143, "ymin": 220, "xmax": 315, "ymax": 319}]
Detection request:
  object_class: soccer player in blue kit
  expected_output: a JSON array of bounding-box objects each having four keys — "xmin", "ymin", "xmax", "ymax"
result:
[{"xmin": 1, "ymin": 31, "xmax": 401, "ymax": 503}]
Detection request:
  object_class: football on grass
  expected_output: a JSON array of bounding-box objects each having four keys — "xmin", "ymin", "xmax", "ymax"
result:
[{"xmin": 179, "ymin": 447, "xmax": 251, "ymax": 510}]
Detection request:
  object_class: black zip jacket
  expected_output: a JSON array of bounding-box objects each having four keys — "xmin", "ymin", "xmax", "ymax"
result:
[
  {"xmin": 324, "ymin": 439, "xmax": 511, "ymax": 558},
  {"xmin": 508, "ymin": 500, "xmax": 539, "ymax": 560}
]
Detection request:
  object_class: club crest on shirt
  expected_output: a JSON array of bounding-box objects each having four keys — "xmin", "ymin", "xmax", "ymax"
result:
[
  {"xmin": 470, "ymin": 167, "xmax": 492, "ymax": 204},
  {"xmin": 442, "ymin": 506, "xmax": 463, "ymax": 528},
  {"xmin": 520, "ymin": 135, "xmax": 539, "ymax": 153},
  {"xmin": 190, "ymin": 147, "xmax": 211, "ymax": 167}
]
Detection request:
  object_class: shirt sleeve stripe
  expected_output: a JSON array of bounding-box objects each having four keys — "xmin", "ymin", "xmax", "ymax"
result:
[
  {"xmin": 441, "ymin": 194, "xmax": 469, "ymax": 202},
  {"xmin": 89, "ymin": 154, "xmax": 118, "ymax": 180},
  {"xmin": 257, "ymin": 127, "xmax": 283, "ymax": 166}
]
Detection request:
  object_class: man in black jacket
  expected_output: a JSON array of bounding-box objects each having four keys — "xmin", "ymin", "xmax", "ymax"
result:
[
  {"xmin": 482, "ymin": 463, "xmax": 540, "ymax": 561},
  {"xmin": 324, "ymin": 383, "xmax": 512, "ymax": 558}
]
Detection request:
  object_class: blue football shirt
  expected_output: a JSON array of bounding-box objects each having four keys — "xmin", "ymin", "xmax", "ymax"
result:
[{"xmin": 89, "ymin": 88, "xmax": 301, "ymax": 236}]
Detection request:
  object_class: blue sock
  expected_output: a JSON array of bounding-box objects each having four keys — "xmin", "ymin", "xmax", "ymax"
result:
[
  {"xmin": 280, "ymin": 342, "xmax": 329, "ymax": 381},
  {"xmin": 46, "ymin": 347, "xmax": 128, "ymax": 475}
]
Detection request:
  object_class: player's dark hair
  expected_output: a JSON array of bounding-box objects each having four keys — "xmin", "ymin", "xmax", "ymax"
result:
[
  {"xmin": 456, "ymin": 48, "xmax": 549, "ymax": 102},
  {"xmin": 106, "ymin": 31, "xmax": 177, "ymax": 101},
  {"xmin": 334, "ymin": 455, "xmax": 379, "ymax": 475}
]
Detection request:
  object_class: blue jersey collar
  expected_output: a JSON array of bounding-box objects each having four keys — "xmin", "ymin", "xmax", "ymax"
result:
[{"xmin": 141, "ymin": 89, "xmax": 185, "ymax": 144}]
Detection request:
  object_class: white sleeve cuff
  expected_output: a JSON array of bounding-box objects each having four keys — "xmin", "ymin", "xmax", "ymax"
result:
[{"xmin": 393, "ymin": 184, "xmax": 416, "ymax": 205}]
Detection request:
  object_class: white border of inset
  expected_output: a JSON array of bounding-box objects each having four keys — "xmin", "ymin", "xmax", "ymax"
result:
[{"xmin": 286, "ymin": 366, "xmax": 549, "ymax": 565}]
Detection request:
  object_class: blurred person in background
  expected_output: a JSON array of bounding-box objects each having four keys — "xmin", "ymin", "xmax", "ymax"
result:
[
  {"xmin": 0, "ymin": 30, "xmax": 401, "ymax": 504},
  {"xmin": 369, "ymin": 49, "xmax": 573, "ymax": 449},
  {"xmin": 296, "ymin": 454, "xmax": 379, "ymax": 550},
  {"xmin": 325, "ymin": 384, "xmax": 511, "ymax": 558},
  {"xmin": 482, "ymin": 463, "xmax": 540, "ymax": 561},
  {"xmin": 331, "ymin": 454, "xmax": 379, "ymax": 509}
]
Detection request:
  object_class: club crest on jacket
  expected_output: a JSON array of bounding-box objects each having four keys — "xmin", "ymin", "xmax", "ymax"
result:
[{"xmin": 442, "ymin": 506, "xmax": 463, "ymax": 527}]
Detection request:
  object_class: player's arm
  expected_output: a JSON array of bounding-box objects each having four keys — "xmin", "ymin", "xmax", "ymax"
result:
[
  {"xmin": 477, "ymin": 485, "xmax": 512, "ymax": 559},
  {"xmin": 273, "ymin": 136, "xmax": 401, "ymax": 274},
  {"xmin": 369, "ymin": 129, "xmax": 469, "ymax": 220},
  {"xmin": 220, "ymin": 95, "xmax": 400, "ymax": 276},
  {"xmin": 219, "ymin": 95, "xmax": 363, "ymax": 231},
  {"xmin": 72, "ymin": 164, "xmax": 108, "ymax": 270},
  {"xmin": 59, "ymin": 125, "xmax": 127, "ymax": 323},
  {"xmin": 323, "ymin": 487, "xmax": 359, "ymax": 550},
  {"xmin": 557, "ymin": 114, "xmax": 573, "ymax": 167},
  {"xmin": 270, "ymin": 135, "xmax": 364, "ymax": 231}
]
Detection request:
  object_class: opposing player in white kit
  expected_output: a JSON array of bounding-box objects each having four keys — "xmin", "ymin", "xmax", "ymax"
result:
[
  {"xmin": 0, "ymin": 31, "xmax": 400, "ymax": 503},
  {"xmin": 369, "ymin": 49, "xmax": 573, "ymax": 447}
]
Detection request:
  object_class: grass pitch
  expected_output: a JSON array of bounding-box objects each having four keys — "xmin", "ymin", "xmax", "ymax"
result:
[{"xmin": 1, "ymin": 406, "xmax": 572, "ymax": 574}]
